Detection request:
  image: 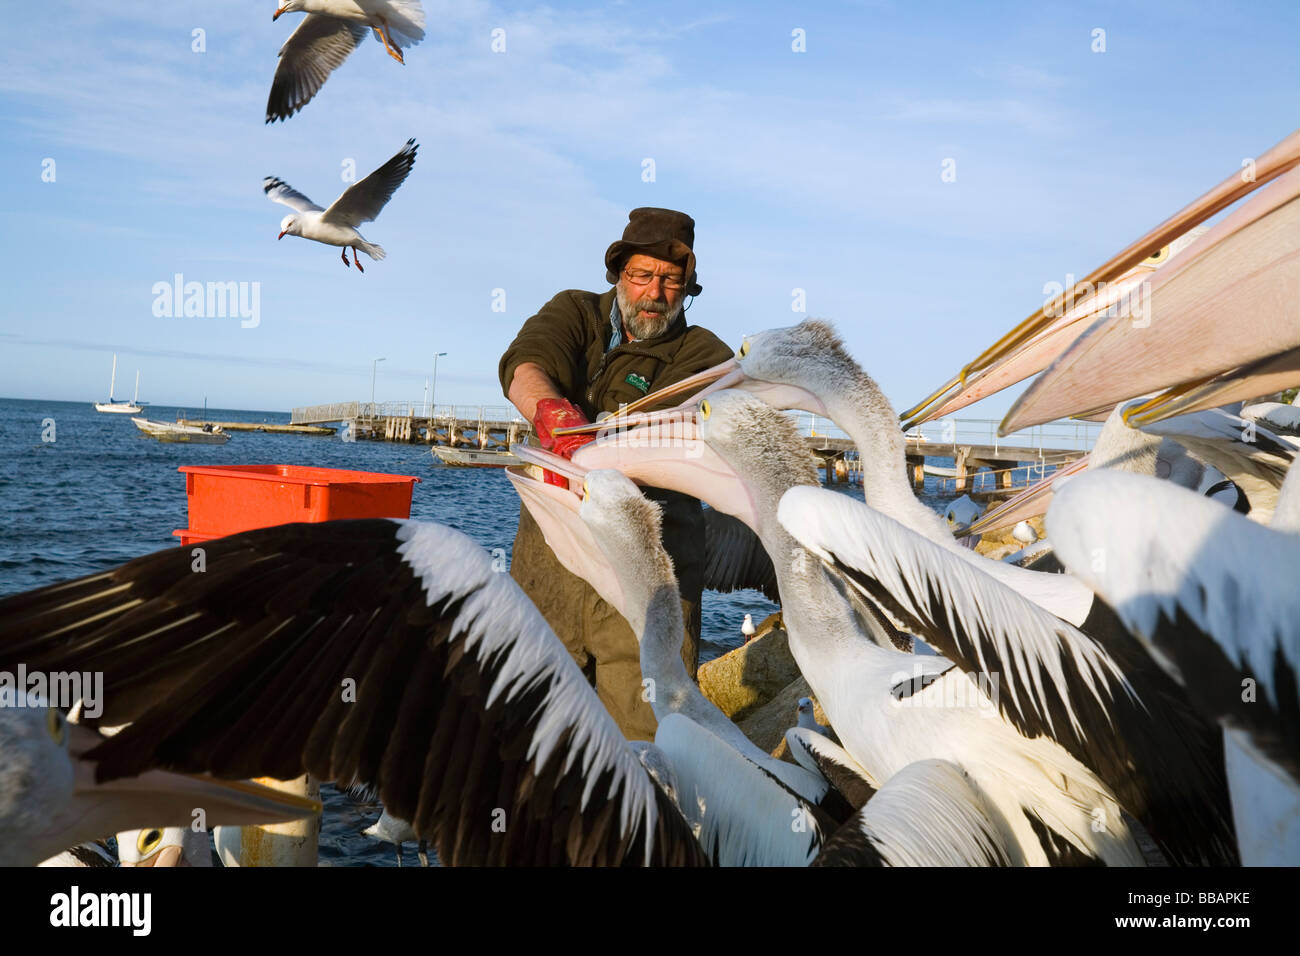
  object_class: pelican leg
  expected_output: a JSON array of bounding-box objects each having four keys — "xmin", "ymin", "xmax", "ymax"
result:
[
  {"xmin": 352, "ymin": 246, "xmax": 365, "ymax": 273},
  {"xmin": 341, "ymin": 248, "xmax": 350, "ymax": 268},
  {"xmin": 417, "ymin": 840, "xmax": 429, "ymax": 867},
  {"xmin": 377, "ymin": 21, "xmax": 405, "ymax": 63}
]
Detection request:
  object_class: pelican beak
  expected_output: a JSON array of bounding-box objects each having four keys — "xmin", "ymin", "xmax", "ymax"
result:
[
  {"xmin": 551, "ymin": 359, "xmax": 743, "ymax": 438},
  {"xmin": 277, "ymin": 230, "xmax": 286, "ymax": 240},
  {"xmin": 961, "ymin": 454, "xmax": 1090, "ymax": 537},
  {"xmin": 504, "ymin": 456, "xmax": 630, "ymax": 615},
  {"xmin": 573, "ymin": 410, "xmax": 764, "ymax": 532}
]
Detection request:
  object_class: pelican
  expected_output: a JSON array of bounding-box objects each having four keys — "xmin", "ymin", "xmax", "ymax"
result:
[
  {"xmin": 0, "ymin": 696, "xmax": 319, "ymax": 867},
  {"xmin": 117, "ymin": 827, "xmax": 213, "ymax": 867},
  {"xmin": 998, "ymin": 143, "xmax": 1300, "ymax": 433},
  {"xmin": 575, "ymin": 389, "xmax": 1202, "ymax": 864},
  {"xmin": 0, "ymin": 522, "xmax": 708, "ymax": 866},
  {"xmin": 1050, "ymin": 468, "xmax": 1300, "ymax": 864}
]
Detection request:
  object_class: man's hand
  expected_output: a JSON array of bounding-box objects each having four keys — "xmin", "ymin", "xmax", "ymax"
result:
[{"xmin": 533, "ymin": 397, "xmax": 596, "ymax": 485}]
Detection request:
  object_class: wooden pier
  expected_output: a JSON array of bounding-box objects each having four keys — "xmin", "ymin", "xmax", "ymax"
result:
[
  {"xmin": 289, "ymin": 401, "xmax": 1097, "ymax": 496},
  {"xmin": 291, "ymin": 402, "xmax": 532, "ymax": 450}
]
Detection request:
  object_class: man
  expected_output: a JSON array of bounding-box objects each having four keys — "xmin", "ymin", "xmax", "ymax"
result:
[{"xmin": 499, "ymin": 207, "xmax": 733, "ymax": 740}]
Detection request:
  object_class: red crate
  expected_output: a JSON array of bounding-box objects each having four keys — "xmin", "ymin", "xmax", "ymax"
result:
[{"xmin": 171, "ymin": 464, "xmax": 421, "ymax": 543}]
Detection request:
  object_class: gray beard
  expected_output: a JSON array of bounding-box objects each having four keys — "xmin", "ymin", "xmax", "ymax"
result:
[{"xmin": 616, "ymin": 282, "xmax": 682, "ymax": 340}]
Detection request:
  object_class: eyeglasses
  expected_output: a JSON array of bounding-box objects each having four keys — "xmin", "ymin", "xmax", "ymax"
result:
[{"xmin": 623, "ymin": 269, "xmax": 687, "ymax": 291}]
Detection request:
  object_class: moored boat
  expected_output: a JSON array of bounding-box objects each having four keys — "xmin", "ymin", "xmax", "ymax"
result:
[{"xmin": 132, "ymin": 417, "xmax": 231, "ymax": 444}]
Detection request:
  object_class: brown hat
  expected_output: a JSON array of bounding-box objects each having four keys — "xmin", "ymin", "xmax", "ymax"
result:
[{"xmin": 604, "ymin": 207, "xmax": 702, "ymax": 296}]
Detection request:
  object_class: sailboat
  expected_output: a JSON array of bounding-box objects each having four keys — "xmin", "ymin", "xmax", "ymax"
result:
[{"xmin": 94, "ymin": 354, "xmax": 143, "ymax": 413}]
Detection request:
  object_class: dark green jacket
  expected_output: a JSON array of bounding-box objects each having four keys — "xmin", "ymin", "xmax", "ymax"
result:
[{"xmin": 499, "ymin": 288, "xmax": 732, "ymax": 418}]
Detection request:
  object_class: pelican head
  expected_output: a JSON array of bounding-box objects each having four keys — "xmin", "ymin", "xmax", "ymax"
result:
[
  {"xmin": 277, "ymin": 214, "xmax": 298, "ymax": 240},
  {"xmin": 0, "ymin": 695, "xmax": 320, "ymax": 866},
  {"xmin": 117, "ymin": 826, "xmax": 211, "ymax": 867}
]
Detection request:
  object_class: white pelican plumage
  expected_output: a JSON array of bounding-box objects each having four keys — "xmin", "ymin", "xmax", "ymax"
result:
[
  {"xmin": 1050, "ymin": 468, "xmax": 1300, "ymax": 864},
  {"xmin": 577, "ymin": 389, "xmax": 1195, "ymax": 865}
]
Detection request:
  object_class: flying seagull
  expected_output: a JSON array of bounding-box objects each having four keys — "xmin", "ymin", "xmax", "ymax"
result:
[
  {"xmin": 267, "ymin": 0, "xmax": 427, "ymax": 123},
  {"xmin": 264, "ymin": 138, "xmax": 417, "ymax": 272}
]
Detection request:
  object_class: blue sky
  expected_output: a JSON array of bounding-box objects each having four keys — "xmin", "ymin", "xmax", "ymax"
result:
[{"xmin": 2, "ymin": 0, "xmax": 1297, "ymax": 416}]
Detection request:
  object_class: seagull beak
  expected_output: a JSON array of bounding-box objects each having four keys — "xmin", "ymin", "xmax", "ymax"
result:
[
  {"xmin": 551, "ymin": 359, "xmax": 742, "ymax": 438},
  {"xmin": 273, "ymin": 8, "xmax": 282, "ymax": 20},
  {"xmin": 277, "ymin": 230, "xmax": 286, "ymax": 240}
]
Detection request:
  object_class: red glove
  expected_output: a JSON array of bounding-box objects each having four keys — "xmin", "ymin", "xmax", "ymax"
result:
[{"xmin": 533, "ymin": 398, "xmax": 596, "ymax": 486}]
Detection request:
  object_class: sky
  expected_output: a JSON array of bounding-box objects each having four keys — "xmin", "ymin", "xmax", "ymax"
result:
[{"xmin": 2, "ymin": 0, "xmax": 1297, "ymax": 416}]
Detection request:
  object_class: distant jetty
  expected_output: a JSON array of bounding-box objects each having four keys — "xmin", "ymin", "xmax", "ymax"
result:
[{"xmin": 178, "ymin": 419, "xmax": 336, "ymax": 436}]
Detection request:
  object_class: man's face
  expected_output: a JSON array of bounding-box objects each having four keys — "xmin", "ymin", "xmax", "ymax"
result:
[{"xmin": 615, "ymin": 253, "xmax": 687, "ymax": 340}]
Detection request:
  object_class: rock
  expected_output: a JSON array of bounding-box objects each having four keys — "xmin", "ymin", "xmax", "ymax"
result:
[
  {"xmin": 697, "ymin": 612, "xmax": 801, "ymax": 721},
  {"xmin": 735, "ymin": 676, "xmax": 832, "ymax": 759}
]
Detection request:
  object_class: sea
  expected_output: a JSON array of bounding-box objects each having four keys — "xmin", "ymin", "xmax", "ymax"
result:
[{"xmin": 0, "ymin": 396, "xmax": 966, "ymax": 866}]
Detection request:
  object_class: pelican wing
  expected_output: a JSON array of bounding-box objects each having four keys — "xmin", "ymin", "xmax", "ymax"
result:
[
  {"xmin": 0, "ymin": 520, "xmax": 706, "ymax": 866},
  {"xmin": 1051, "ymin": 470, "xmax": 1300, "ymax": 785},
  {"xmin": 779, "ymin": 486, "xmax": 1239, "ymax": 865},
  {"xmin": 322, "ymin": 139, "xmax": 418, "ymax": 227},
  {"xmin": 266, "ymin": 14, "xmax": 370, "ymax": 123},
  {"xmin": 813, "ymin": 760, "xmax": 1011, "ymax": 867},
  {"xmin": 262, "ymin": 176, "xmax": 324, "ymax": 213},
  {"xmin": 654, "ymin": 714, "xmax": 836, "ymax": 866},
  {"xmin": 702, "ymin": 507, "xmax": 779, "ymax": 601},
  {"xmin": 785, "ymin": 727, "xmax": 878, "ymax": 810},
  {"xmin": 1136, "ymin": 406, "xmax": 1298, "ymax": 523}
]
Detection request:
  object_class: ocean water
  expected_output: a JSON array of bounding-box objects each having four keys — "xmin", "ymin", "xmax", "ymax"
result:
[{"xmin": 0, "ymin": 396, "xmax": 967, "ymax": 866}]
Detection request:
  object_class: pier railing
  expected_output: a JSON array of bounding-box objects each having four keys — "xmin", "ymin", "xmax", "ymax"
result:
[
  {"xmin": 292, "ymin": 402, "xmax": 526, "ymax": 425},
  {"xmin": 787, "ymin": 412, "xmax": 1101, "ymax": 454}
]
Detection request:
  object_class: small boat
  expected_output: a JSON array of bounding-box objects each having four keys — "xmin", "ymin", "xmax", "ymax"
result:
[
  {"xmin": 431, "ymin": 445, "xmax": 518, "ymax": 468},
  {"xmin": 132, "ymin": 417, "xmax": 231, "ymax": 444},
  {"xmin": 94, "ymin": 354, "xmax": 144, "ymax": 414}
]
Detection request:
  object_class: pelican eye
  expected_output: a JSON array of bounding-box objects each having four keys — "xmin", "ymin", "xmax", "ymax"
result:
[
  {"xmin": 699, "ymin": 399, "xmax": 711, "ymax": 421},
  {"xmin": 138, "ymin": 829, "xmax": 163, "ymax": 856},
  {"xmin": 1143, "ymin": 246, "xmax": 1169, "ymax": 265},
  {"xmin": 737, "ymin": 339, "xmax": 750, "ymax": 358},
  {"xmin": 46, "ymin": 708, "xmax": 67, "ymax": 745}
]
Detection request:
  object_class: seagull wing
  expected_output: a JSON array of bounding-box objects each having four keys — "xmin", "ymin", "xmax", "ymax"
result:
[
  {"xmin": 778, "ymin": 485, "xmax": 1240, "ymax": 866},
  {"xmin": 1051, "ymin": 469, "xmax": 1300, "ymax": 786},
  {"xmin": 702, "ymin": 507, "xmax": 779, "ymax": 602},
  {"xmin": 263, "ymin": 177, "xmax": 324, "ymax": 213},
  {"xmin": 322, "ymin": 139, "xmax": 418, "ymax": 227},
  {"xmin": 266, "ymin": 14, "xmax": 370, "ymax": 123},
  {"xmin": 0, "ymin": 520, "xmax": 706, "ymax": 867}
]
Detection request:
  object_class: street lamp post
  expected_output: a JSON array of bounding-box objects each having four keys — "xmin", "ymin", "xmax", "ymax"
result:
[
  {"xmin": 371, "ymin": 357, "xmax": 386, "ymax": 416},
  {"xmin": 432, "ymin": 352, "xmax": 448, "ymax": 417}
]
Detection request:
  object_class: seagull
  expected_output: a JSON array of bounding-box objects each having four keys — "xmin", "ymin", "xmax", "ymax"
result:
[
  {"xmin": 362, "ymin": 809, "xmax": 429, "ymax": 866},
  {"xmin": 740, "ymin": 614, "xmax": 756, "ymax": 641},
  {"xmin": 267, "ymin": 0, "xmax": 427, "ymax": 123},
  {"xmin": 795, "ymin": 697, "xmax": 830, "ymax": 737},
  {"xmin": 1012, "ymin": 521, "xmax": 1037, "ymax": 546},
  {"xmin": 264, "ymin": 138, "xmax": 417, "ymax": 272}
]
